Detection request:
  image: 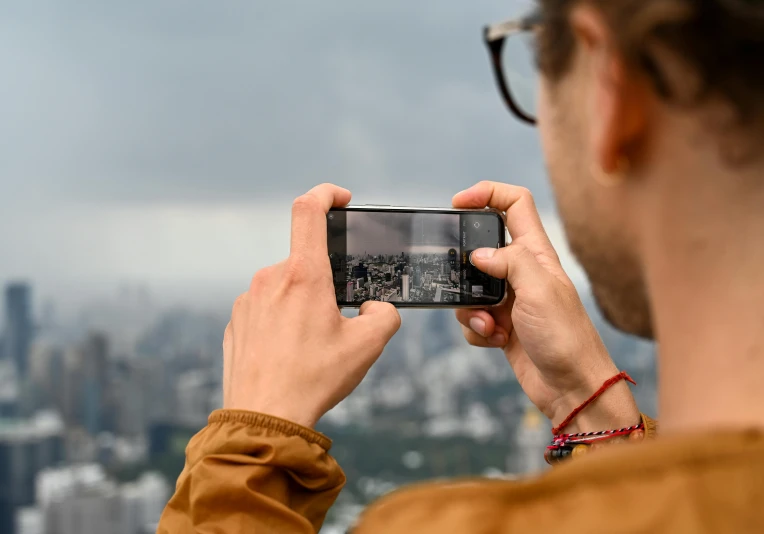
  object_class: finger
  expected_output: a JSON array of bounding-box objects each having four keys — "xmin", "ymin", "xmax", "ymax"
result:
[
  {"xmin": 460, "ymin": 324, "xmax": 510, "ymax": 348},
  {"xmin": 453, "ymin": 182, "xmax": 557, "ymax": 257},
  {"xmin": 350, "ymin": 301, "xmax": 402, "ymax": 358},
  {"xmin": 454, "ymin": 309, "xmax": 497, "ymax": 338},
  {"xmin": 470, "ymin": 242, "xmax": 552, "ymax": 293},
  {"xmin": 290, "ymin": 183, "xmax": 352, "ymax": 263}
]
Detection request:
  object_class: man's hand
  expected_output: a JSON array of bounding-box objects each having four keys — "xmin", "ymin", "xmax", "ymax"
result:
[
  {"xmin": 222, "ymin": 184, "xmax": 401, "ymax": 429},
  {"xmin": 453, "ymin": 181, "xmax": 640, "ymax": 433}
]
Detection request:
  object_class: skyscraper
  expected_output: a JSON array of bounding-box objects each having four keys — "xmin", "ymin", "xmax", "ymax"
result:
[
  {"xmin": 413, "ymin": 267, "xmax": 422, "ymax": 288},
  {"xmin": 346, "ymin": 281, "xmax": 354, "ymax": 302},
  {"xmin": 0, "ymin": 411, "xmax": 65, "ymax": 534},
  {"xmin": 351, "ymin": 263, "xmax": 368, "ymax": 282},
  {"xmin": 402, "ymin": 274, "xmax": 410, "ymax": 301},
  {"xmin": 81, "ymin": 333, "xmax": 109, "ymax": 436},
  {"xmin": 4, "ymin": 283, "xmax": 33, "ymax": 381}
]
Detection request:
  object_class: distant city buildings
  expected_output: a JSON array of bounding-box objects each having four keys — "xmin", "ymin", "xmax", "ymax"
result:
[
  {"xmin": 54, "ymin": 334, "xmax": 110, "ymax": 437},
  {"xmin": 335, "ymin": 254, "xmax": 463, "ymax": 305},
  {"xmin": 0, "ymin": 278, "xmax": 657, "ymax": 533},
  {"xmin": 0, "ymin": 360, "xmax": 19, "ymax": 417},
  {"xmin": 4, "ymin": 283, "xmax": 33, "ymax": 381},
  {"xmin": 26, "ymin": 464, "xmax": 169, "ymax": 534},
  {"xmin": 346, "ymin": 281, "xmax": 354, "ymax": 302},
  {"xmin": 0, "ymin": 411, "xmax": 65, "ymax": 534},
  {"xmin": 174, "ymin": 369, "xmax": 220, "ymax": 427},
  {"xmin": 513, "ymin": 403, "xmax": 549, "ymax": 475}
]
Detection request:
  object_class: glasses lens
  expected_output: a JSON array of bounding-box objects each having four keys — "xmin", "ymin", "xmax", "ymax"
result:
[{"xmin": 501, "ymin": 32, "xmax": 538, "ymax": 120}]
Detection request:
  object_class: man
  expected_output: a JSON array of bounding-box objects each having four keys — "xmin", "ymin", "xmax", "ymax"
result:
[{"xmin": 158, "ymin": 0, "xmax": 764, "ymax": 532}]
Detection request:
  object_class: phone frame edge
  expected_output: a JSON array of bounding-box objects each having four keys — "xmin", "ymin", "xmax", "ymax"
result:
[{"xmin": 331, "ymin": 205, "xmax": 509, "ymax": 310}]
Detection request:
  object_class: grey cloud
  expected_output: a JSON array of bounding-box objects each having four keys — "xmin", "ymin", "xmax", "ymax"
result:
[
  {"xmin": 346, "ymin": 211, "xmax": 460, "ymax": 255},
  {"xmin": 0, "ymin": 0, "xmax": 550, "ymax": 210}
]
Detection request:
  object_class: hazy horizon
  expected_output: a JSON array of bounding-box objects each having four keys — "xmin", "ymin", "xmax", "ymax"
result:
[{"xmin": 0, "ymin": 0, "xmax": 569, "ymax": 320}]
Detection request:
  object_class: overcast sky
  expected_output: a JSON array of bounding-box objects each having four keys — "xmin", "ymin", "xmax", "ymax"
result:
[
  {"xmin": 347, "ymin": 212, "xmax": 459, "ymax": 256},
  {"xmin": 0, "ymin": 0, "xmax": 576, "ymax": 315}
]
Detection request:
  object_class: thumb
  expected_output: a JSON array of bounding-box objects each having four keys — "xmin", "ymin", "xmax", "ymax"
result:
[
  {"xmin": 351, "ymin": 301, "xmax": 402, "ymax": 354},
  {"xmin": 470, "ymin": 242, "xmax": 551, "ymax": 292}
]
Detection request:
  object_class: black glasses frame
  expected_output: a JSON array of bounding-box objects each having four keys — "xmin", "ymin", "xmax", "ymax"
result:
[{"xmin": 483, "ymin": 9, "xmax": 543, "ymax": 126}]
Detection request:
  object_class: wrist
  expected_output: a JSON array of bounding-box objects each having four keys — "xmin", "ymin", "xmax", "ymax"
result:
[
  {"xmin": 550, "ymin": 370, "xmax": 641, "ymax": 434},
  {"xmin": 225, "ymin": 398, "xmax": 319, "ymax": 429}
]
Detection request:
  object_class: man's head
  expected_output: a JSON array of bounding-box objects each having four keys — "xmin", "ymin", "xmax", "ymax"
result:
[{"xmin": 534, "ymin": 0, "xmax": 764, "ymax": 338}]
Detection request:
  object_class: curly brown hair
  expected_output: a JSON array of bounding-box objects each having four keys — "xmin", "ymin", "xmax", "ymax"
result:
[{"xmin": 537, "ymin": 0, "xmax": 764, "ymax": 132}]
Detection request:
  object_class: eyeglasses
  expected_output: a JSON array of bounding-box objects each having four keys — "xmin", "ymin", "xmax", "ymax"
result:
[{"xmin": 483, "ymin": 9, "xmax": 543, "ymax": 126}]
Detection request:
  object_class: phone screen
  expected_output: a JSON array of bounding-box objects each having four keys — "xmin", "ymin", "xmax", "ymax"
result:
[{"xmin": 327, "ymin": 208, "xmax": 506, "ymax": 307}]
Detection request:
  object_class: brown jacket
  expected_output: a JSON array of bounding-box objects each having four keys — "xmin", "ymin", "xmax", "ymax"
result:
[{"xmin": 157, "ymin": 410, "xmax": 764, "ymax": 533}]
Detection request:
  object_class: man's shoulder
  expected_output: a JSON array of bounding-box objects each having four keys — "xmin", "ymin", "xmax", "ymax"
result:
[{"xmin": 351, "ymin": 429, "xmax": 764, "ymax": 534}]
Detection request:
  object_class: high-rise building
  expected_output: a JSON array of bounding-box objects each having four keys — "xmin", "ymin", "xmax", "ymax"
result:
[
  {"xmin": 175, "ymin": 369, "xmax": 219, "ymax": 428},
  {"xmin": 330, "ymin": 255, "xmax": 346, "ymax": 284},
  {"xmin": 15, "ymin": 507, "xmax": 41, "ymax": 534},
  {"xmin": 4, "ymin": 283, "xmax": 33, "ymax": 381},
  {"xmin": 109, "ymin": 360, "xmax": 150, "ymax": 437},
  {"xmin": 0, "ymin": 359, "xmax": 19, "ymax": 418},
  {"xmin": 37, "ymin": 465, "xmax": 169, "ymax": 534},
  {"xmin": 0, "ymin": 411, "xmax": 65, "ymax": 534},
  {"xmin": 351, "ymin": 263, "xmax": 368, "ymax": 283},
  {"xmin": 81, "ymin": 334, "xmax": 109, "ymax": 437},
  {"xmin": 119, "ymin": 472, "xmax": 170, "ymax": 534},
  {"xmin": 413, "ymin": 267, "xmax": 422, "ymax": 288},
  {"xmin": 37, "ymin": 464, "xmax": 170, "ymax": 534},
  {"xmin": 58, "ymin": 334, "xmax": 111, "ymax": 436},
  {"xmin": 402, "ymin": 275, "xmax": 410, "ymax": 301},
  {"xmin": 346, "ymin": 281, "xmax": 354, "ymax": 302}
]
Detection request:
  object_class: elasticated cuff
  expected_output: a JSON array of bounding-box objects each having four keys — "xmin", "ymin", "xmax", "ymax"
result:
[{"xmin": 208, "ymin": 409, "xmax": 332, "ymax": 450}]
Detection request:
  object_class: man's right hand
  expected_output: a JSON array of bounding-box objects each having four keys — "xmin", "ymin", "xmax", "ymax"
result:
[{"xmin": 453, "ymin": 181, "xmax": 640, "ymax": 433}]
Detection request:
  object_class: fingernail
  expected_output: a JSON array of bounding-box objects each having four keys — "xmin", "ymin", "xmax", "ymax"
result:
[
  {"xmin": 471, "ymin": 248, "xmax": 496, "ymax": 263},
  {"xmin": 469, "ymin": 317, "xmax": 486, "ymax": 337},
  {"xmin": 488, "ymin": 332, "xmax": 506, "ymax": 346}
]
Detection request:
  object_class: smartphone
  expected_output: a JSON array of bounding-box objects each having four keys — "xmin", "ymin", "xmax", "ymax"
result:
[{"xmin": 327, "ymin": 206, "xmax": 507, "ymax": 308}]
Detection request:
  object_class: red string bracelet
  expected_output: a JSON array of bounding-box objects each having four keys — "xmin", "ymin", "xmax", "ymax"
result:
[{"xmin": 551, "ymin": 371, "xmax": 637, "ymax": 435}]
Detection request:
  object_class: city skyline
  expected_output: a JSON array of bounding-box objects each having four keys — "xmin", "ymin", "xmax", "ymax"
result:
[
  {"xmin": 0, "ymin": 276, "xmax": 658, "ymax": 534},
  {"xmin": 335, "ymin": 249, "xmax": 464, "ymax": 305}
]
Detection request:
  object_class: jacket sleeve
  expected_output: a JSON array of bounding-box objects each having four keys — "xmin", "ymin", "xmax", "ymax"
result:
[
  {"xmin": 156, "ymin": 409, "xmax": 346, "ymax": 533},
  {"xmin": 642, "ymin": 413, "xmax": 658, "ymax": 438}
]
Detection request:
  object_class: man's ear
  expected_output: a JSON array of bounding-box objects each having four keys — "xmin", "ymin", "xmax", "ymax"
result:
[{"xmin": 570, "ymin": 4, "xmax": 651, "ymax": 174}]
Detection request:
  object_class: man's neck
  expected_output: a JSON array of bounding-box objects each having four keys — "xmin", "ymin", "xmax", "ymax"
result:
[{"xmin": 641, "ymin": 164, "xmax": 764, "ymax": 434}]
